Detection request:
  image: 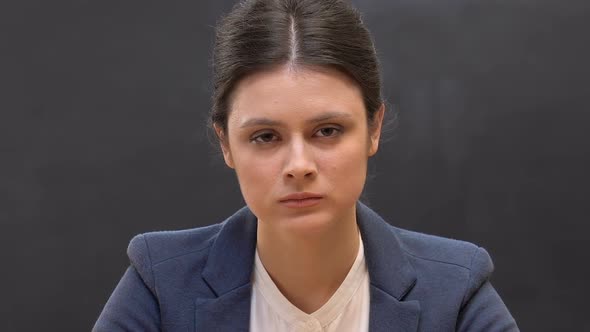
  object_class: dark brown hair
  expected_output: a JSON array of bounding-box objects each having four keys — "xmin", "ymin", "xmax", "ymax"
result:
[{"xmin": 210, "ymin": 0, "xmax": 383, "ymax": 136}]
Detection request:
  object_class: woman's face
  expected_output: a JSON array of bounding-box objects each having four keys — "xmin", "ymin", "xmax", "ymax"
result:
[{"xmin": 216, "ymin": 65, "xmax": 383, "ymax": 233}]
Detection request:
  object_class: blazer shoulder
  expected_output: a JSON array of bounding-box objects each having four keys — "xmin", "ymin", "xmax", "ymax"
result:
[
  {"xmin": 128, "ymin": 222, "xmax": 223, "ymax": 266},
  {"xmin": 394, "ymin": 227, "xmax": 494, "ymax": 276},
  {"xmin": 131, "ymin": 223, "xmax": 223, "ymax": 262},
  {"xmin": 125, "ymin": 223, "xmax": 224, "ymax": 288},
  {"xmin": 393, "ymin": 227, "xmax": 495, "ymax": 305}
]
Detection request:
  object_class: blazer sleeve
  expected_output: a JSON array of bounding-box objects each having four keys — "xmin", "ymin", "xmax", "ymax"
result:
[
  {"xmin": 456, "ymin": 247, "xmax": 519, "ymax": 332},
  {"xmin": 93, "ymin": 234, "xmax": 161, "ymax": 332}
]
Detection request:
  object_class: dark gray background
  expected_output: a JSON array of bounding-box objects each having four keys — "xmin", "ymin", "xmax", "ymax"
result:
[{"xmin": 2, "ymin": 0, "xmax": 589, "ymax": 331}]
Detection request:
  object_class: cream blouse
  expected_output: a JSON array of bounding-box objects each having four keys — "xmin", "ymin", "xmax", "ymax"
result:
[{"xmin": 249, "ymin": 236, "xmax": 370, "ymax": 332}]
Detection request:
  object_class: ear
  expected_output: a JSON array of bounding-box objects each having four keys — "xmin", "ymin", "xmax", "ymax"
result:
[
  {"xmin": 368, "ymin": 103, "xmax": 385, "ymax": 157},
  {"xmin": 214, "ymin": 124, "xmax": 235, "ymax": 169}
]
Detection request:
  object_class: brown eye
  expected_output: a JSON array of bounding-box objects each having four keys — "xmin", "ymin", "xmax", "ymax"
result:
[
  {"xmin": 250, "ymin": 132, "xmax": 278, "ymax": 144},
  {"xmin": 315, "ymin": 126, "xmax": 342, "ymax": 138}
]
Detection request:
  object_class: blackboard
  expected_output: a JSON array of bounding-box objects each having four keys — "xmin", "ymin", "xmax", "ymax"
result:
[{"xmin": 2, "ymin": 0, "xmax": 589, "ymax": 330}]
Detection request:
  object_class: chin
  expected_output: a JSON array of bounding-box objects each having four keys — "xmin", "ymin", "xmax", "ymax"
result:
[{"xmin": 271, "ymin": 208, "xmax": 343, "ymax": 235}]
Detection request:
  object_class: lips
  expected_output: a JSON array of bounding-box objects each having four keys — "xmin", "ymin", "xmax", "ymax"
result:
[{"xmin": 278, "ymin": 192, "xmax": 324, "ymax": 208}]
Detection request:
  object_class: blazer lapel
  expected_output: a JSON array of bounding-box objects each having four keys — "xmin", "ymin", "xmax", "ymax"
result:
[
  {"xmin": 194, "ymin": 284, "xmax": 252, "ymax": 332},
  {"xmin": 357, "ymin": 202, "xmax": 421, "ymax": 331},
  {"xmin": 197, "ymin": 206, "xmax": 258, "ymax": 332},
  {"xmin": 369, "ymin": 286, "xmax": 421, "ymax": 332}
]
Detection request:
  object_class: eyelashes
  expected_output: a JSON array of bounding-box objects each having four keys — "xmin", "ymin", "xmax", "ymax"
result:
[
  {"xmin": 316, "ymin": 127, "xmax": 340, "ymax": 138},
  {"xmin": 249, "ymin": 126, "xmax": 343, "ymax": 144},
  {"xmin": 250, "ymin": 132, "xmax": 278, "ymax": 144}
]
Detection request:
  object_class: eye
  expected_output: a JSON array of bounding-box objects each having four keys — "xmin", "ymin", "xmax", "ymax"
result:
[
  {"xmin": 314, "ymin": 126, "xmax": 342, "ymax": 138},
  {"xmin": 250, "ymin": 132, "xmax": 279, "ymax": 144}
]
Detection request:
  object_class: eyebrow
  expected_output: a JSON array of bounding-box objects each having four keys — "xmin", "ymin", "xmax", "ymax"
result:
[{"xmin": 239, "ymin": 111, "xmax": 353, "ymax": 128}]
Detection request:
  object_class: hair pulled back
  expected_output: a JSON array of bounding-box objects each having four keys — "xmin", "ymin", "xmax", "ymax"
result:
[{"xmin": 210, "ymin": 0, "xmax": 383, "ymax": 135}]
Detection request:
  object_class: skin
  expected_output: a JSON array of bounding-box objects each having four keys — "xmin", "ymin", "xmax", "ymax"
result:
[{"xmin": 214, "ymin": 65, "xmax": 384, "ymax": 314}]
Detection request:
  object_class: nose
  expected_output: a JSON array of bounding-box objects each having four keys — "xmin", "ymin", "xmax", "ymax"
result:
[{"xmin": 284, "ymin": 137, "xmax": 317, "ymax": 180}]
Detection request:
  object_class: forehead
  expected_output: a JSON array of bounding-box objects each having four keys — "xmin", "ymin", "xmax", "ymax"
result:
[{"xmin": 228, "ymin": 65, "xmax": 366, "ymax": 127}]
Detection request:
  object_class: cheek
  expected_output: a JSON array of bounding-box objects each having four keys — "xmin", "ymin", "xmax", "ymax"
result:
[
  {"xmin": 233, "ymin": 152, "xmax": 281, "ymax": 198},
  {"xmin": 319, "ymin": 142, "xmax": 369, "ymax": 191}
]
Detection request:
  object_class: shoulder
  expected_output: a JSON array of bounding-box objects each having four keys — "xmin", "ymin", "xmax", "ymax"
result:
[
  {"xmin": 125, "ymin": 222, "xmax": 225, "ymax": 290},
  {"xmin": 382, "ymin": 227, "xmax": 517, "ymax": 329},
  {"xmin": 128, "ymin": 223, "xmax": 224, "ymax": 265},
  {"xmin": 392, "ymin": 226, "xmax": 494, "ymax": 301},
  {"xmin": 394, "ymin": 227, "xmax": 493, "ymax": 274}
]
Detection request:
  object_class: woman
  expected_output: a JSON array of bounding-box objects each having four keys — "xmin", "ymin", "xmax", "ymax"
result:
[{"xmin": 94, "ymin": 0, "xmax": 518, "ymax": 331}]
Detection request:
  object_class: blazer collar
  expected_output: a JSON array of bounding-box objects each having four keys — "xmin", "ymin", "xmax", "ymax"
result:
[
  {"xmin": 355, "ymin": 201, "xmax": 417, "ymax": 300},
  {"xmin": 356, "ymin": 202, "xmax": 421, "ymax": 331},
  {"xmin": 198, "ymin": 202, "xmax": 419, "ymax": 331},
  {"xmin": 196, "ymin": 206, "xmax": 257, "ymax": 331},
  {"xmin": 201, "ymin": 205, "xmax": 258, "ymax": 296}
]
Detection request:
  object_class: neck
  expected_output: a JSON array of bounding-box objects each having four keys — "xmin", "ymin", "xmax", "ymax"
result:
[{"xmin": 256, "ymin": 208, "xmax": 360, "ymax": 314}]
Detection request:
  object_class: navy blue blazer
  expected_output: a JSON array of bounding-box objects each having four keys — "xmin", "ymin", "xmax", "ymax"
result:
[{"xmin": 94, "ymin": 202, "xmax": 518, "ymax": 331}]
